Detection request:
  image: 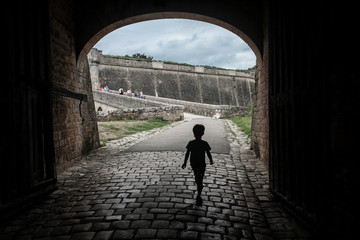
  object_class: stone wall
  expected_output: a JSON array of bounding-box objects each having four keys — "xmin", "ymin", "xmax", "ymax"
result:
[
  {"xmin": 251, "ymin": 57, "xmax": 269, "ymax": 166},
  {"xmin": 94, "ymin": 90, "xmax": 173, "ymax": 109},
  {"xmin": 144, "ymin": 95, "xmax": 250, "ymax": 118},
  {"xmin": 94, "ymin": 90, "xmax": 249, "ymax": 121},
  {"xmin": 50, "ymin": 0, "xmax": 99, "ymax": 174},
  {"xmin": 93, "ymin": 90, "xmax": 184, "ymax": 121},
  {"xmin": 4, "ymin": 1, "xmax": 358, "ymax": 237},
  {"xmin": 250, "ymin": 5, "xmax": 269, "ymax": 168},
  {"xmin": 88, "ymin": 49, "xmax": 255, "ymax": 107}
]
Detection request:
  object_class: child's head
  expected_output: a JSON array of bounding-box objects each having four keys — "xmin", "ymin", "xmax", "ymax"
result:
[{"xmin": 193, "ymin": 124, "xmax": 205, "ymax": 139}]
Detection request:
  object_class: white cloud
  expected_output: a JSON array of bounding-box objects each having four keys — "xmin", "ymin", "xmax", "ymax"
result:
[{"xmin": 94, "ymin": 19, "xmax": 256, "ymax": 70}]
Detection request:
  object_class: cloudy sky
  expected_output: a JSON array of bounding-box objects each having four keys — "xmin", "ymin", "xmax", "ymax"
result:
[{"xmin": 94, "ymin": 19, "xmax": 256, "ymax": 70}]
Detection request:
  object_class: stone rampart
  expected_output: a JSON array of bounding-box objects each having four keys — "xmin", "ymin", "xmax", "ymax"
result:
[
  {"xmin": 93, "ymin": 90, "xmax": 184, "ymax": 121},
  {"xmin": 144, "ymin": 95, "xmax": 249, "ymax": 118},
  {"xmin": 93, "ymin": 90, "xmax": 249, "ymax": 121},
  {"xmin": 88, "ymin": 48, "xmax": 255, "ymax": 107}
]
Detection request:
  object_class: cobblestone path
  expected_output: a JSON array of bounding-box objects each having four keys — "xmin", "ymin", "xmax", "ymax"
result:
[{"xmin": 0, "ymin": 119, "xmax": 313, "ymax": 239}]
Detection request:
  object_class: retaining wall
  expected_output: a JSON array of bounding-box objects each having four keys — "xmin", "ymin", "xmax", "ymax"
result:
[
  {"xmin": 144, "ymin": 95, "xmax": 249, "ymax": 118},
  {"xmin": 93, "ymin": 90, "xmax": 184, "ymax": 121},
  {"xmin": 88, "ymin": 48, "xmax": 255, "ymax": 107},
  {"xmin": 93, "ymin": 90, "xmax": 249, "ymax": 121}
]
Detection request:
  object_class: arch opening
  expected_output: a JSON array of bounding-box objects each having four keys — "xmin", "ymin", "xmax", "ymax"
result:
[
  {"xmin": 76, "ymin": 12, "xmax": 267, "ymax": 168},
  {"xmin": 78, "ymin": 12, "xmax": 262, "ymax": 68}
]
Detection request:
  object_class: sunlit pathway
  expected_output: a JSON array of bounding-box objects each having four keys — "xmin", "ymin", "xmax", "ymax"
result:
[{"xmin": 0, "ymin": 119, "xmax": 313, "ymax": 239}]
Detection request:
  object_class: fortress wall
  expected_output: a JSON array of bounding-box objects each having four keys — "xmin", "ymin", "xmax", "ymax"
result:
[
  {"xmin": 144, "ymin": 94, "xmax": 249, "ymax": 118},
  {"xmin": 93, "ymin": 90, "xmax": 248, "ymax": 121},
  {"xmin": 93, "ymin": 90, "xmax": 184, "ymax": 121},
  {"xmin": 93, "ymin": 90, "xmax": 180, "ymax": 109},
  {"xmin": 88, "ymin": 48, "xmax": 255, "ymax": 106}
]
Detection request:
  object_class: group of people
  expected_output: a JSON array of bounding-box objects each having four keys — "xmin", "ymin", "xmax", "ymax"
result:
[
  {"xmin": 99, "ymin": 86, "xmax": 110, "ymax": 92},
  {"xmin": 100, "ymin": 86, "xmax": 144, "ymax": 99},
  {"xmin": 118, "ymin": 88, "xmax": 144, "ymax": 99}
]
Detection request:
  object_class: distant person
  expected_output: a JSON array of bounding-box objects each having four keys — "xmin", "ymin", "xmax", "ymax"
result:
[
  {"xmin": 182, "ymin": 124, "xmax": 213, "ymax": 205},
  {"xmin": 134, "ymin": 89, "xmax": 139, "ymax": 97},
  {"xmin": 119, "ymin": 88, "xmax": 124, "ymax": 95},
  {"xmin": 127, "ymin": 89, "xmax": 132, "ymax": 96},
  {"xmin": 105, "ymin": 86, "xmax": 109, "ymax": 92},
  {"xmin": 100, "ymin": 87, "xmax": 103, "ymax": 91},
  {"xmin": 139, "ymin": 90, "xmax": 143, "ymax": 99}
]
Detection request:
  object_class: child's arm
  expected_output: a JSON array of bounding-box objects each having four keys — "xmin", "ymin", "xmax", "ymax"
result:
[
  {"xmin": 182, "ymin": 149, "xmax": 190, "ymax": 169},
  {"xmin": 206, "ymin": 150, "xmax": 213, "ymax": 165}
]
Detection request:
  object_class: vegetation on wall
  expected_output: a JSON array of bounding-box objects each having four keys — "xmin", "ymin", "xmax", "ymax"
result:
[
  {"xmin": 126, "ymin": 53, "xmax": 154, "ymax": 61},
  {"xmin": 104, "ymin": 53, "xmax": 256, "ymax": 72}
]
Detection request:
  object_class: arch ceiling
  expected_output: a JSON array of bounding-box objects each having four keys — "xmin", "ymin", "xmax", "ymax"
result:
[{"xmin": 74, "ymin": 1, "xmax": 264, "ymax": 64}]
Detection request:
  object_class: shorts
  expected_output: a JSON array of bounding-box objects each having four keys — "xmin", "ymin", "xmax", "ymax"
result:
[{"xmin": 191, "ymin": 166, "xmax": 205, "ymax": 178}]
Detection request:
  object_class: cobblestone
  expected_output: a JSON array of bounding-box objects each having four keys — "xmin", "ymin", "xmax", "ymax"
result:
[{"xmin": 0, "ymin": 117, "xmax": 314, "ymax": 239}]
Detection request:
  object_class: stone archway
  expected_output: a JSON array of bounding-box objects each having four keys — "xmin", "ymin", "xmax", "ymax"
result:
[
  {"xmin": 75, "ymin": 11, "xmax": 269, "ymax": 168},
  {"xmin": 5, "ymin": 0, "xmax": 358, "ymax": 237},
  {"xmin": 77, "ymin": 13, "xmax": 262, "ymax": 66}
]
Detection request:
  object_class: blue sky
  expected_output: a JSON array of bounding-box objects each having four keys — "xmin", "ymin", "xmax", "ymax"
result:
[{"xmin": 94, "ymin": 19, "xmax": 256, "ymax": 70}]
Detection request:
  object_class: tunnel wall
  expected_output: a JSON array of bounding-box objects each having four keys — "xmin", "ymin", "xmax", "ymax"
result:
[
  {"xmin": 49, "ymin": 0, "xmax": 99, "ymax": 174},
  {"xmin": 1, "ymin": 0, "xmax": 57, "ymax": 219},
  {"xmin": 250, "ymin": 6, "xmax": 269, "ymax": 170},
  {"xmin": 267, "ymin": 1, "xmax": 358, "ymax": 238},
  {"xmin": 4, "ymin": 1, "xmax": 359, "ymax": 238}
]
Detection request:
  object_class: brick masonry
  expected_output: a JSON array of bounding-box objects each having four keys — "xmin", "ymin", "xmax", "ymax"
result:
[
  {"xmin": 50, "ymin": 0, "xmax": 99, "ymax": 174},
  {"xmin": 250, "ymin": 22, "xmax": 269, "ymax": 168},
  {"xmin": 250, "ymin": 62, "xmax": 269, "ymax": 168}
]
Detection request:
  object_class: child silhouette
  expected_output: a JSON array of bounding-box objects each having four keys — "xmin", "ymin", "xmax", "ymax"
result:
[{"xmin": 182, "ymin": 124, "xmax": 213, "ymax": 205}]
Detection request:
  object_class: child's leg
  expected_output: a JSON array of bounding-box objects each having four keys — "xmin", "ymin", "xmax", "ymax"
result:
[
  {"xmin": 198, "ymin": 171, "xmax": 204, "ymax": 195},
  {"xmin": 194, "ymin": 168, "xmax": 205, "ymax": 197}
]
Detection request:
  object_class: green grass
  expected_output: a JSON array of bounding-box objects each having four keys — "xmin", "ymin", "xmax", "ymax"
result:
[
  {"xmin": 98, "ymin": 118, "xmax": 172, "ymax": 146},
  {"xmin": 124, "ymin": 118, "xmax": 171, "ymax": 135},
  {"xmin": 105, "ymin": 125, "xmax": 121, "ymax": 131},
  {"xmin": 230, "ymin": 106, "xmax": 253, "ymax": 137}
]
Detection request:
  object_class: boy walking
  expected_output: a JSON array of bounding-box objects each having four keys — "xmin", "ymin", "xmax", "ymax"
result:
[{"xmin": 182, "ymin": 124, "xmax": 213, "ymax": 205}]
